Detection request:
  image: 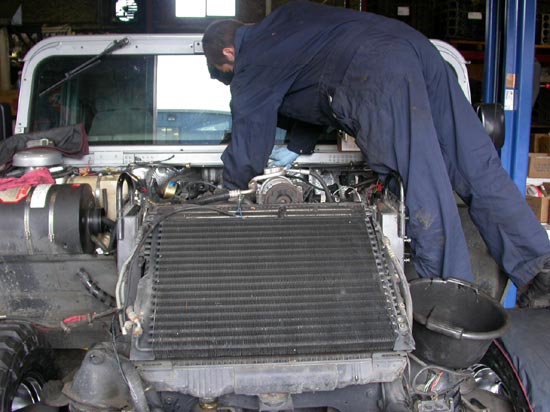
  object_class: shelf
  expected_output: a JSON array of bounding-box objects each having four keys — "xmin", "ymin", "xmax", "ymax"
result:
[
  {"xmin": 527, "ymin": 177, "xmax": 550, "ymax": 186},
  {"xmin": 449, "ymin": 41, "xmax": 550, "ymax": 64}
]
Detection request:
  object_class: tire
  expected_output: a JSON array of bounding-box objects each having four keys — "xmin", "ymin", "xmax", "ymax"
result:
[
  {"xmin": 479, "ymin": 342, "xmax": 531, "ymax": 412},
  {"xmin": 0, "ymin": 322, "xmax": 56, "ymax": 412}
]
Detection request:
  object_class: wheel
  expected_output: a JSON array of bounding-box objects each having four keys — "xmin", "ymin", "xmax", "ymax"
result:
[
  {"xmin": 476, "ymin": 342, "xmax": 531, "ymax": 412},
  {"xmin": 0, "ymin": 322, "xmax": 56, "ymax": 412}
]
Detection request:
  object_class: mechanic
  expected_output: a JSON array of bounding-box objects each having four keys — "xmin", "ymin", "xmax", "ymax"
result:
[{"xmin": 202, "ymin": 0, "xmax": 550, "ymax": 308}]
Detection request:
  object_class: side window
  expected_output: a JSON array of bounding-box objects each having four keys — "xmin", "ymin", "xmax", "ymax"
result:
[
  {"xmin": 156, "ymin": 55, "xmax": 294, "ymax": 145},
  {"xmin": 156, "ymin": 55, "xmax": 232, "ymax": 143}
]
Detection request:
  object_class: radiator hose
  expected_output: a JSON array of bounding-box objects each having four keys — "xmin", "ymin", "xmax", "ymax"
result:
[
  {"xmin": 121, "ymin": 361, "xmax": 151, "ymax": 412},
  {"xmin": 194, "ymin": 192, "xmax": 230, "ymax": 205},
  {"xmin": 308, "ymin": 170, "xmax": 334, "ymax": 203}
]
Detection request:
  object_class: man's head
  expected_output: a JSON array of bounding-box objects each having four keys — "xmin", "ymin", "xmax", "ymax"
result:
[{"xmin": 203, "ymin": 19, "xmax": 244, "ymax": 85}]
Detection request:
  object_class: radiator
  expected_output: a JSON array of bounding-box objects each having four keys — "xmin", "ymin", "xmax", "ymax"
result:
[{"xmin": 132, "ymin": 203, "xmax": 412, "ymax": 363}]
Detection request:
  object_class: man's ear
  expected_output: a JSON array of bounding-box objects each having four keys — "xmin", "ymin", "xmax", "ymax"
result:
[{"xmin": 222, "ymin": 46, "xmax": 235, "ymax": 63}]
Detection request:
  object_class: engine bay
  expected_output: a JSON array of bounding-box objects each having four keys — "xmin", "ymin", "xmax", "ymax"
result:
[{"xmin": 0, "ymin": 159, "xmax": 516, "ymax": 412}]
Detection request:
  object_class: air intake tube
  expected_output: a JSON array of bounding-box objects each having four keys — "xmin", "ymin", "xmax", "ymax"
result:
[{"xmin": 0, "ymin": 183, "xmax": 104, "ymax": 255}]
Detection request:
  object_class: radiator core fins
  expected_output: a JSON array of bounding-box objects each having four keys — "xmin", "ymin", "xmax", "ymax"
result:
[{"xmin": 136, "ymin": 205, "xmax": 404, "ymax": 362}]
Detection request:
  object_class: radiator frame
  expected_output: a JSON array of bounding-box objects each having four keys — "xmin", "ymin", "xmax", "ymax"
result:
[
  {"xmin": 135, "ymin": 352, "xmax": 408, "ymax": 399},
  {"xmin": 129, "ymin": 203, "xmax": 413, "ymax": 397}
]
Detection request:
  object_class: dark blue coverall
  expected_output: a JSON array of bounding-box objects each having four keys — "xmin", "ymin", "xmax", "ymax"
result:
[{"xmin": 221, "ymin": 0, "xmax": 550, "ymax": 286}]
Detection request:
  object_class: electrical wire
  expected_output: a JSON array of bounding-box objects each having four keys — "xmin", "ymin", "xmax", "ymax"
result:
[
  {"xmin": 332, "ymin": 185, "xmax": 363, "ymax": 202},
  {"xmin": 1, "ymin": 308, "xmax": 119, "ymax": 333},
  {"xmin": 62, "ymin": 308, "xmax": 119, "ymax": 325},
  {"xmin": 411, "ymin": 364, "xmax": 472, "ymax": 398},
  {"xmin": 111, "ymin": 314, "xmax": 129, "ymax": 386},
  {"xmin": 0, "ymin": 316, "xmax": 58, "ymax": 330},
  {"xmin": 430, "ymin": 371, "xmax": 444, "ymax": 392}
]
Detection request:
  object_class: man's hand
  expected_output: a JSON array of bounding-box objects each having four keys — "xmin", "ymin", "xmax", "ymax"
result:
[{"xmin": 268, "ymin": 146, "xmax": 299, "ymax": 168}]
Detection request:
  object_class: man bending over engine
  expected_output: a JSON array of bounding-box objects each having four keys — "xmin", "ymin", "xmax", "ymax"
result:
[{"xmin": 202, "ymin": 0, "xmax": 550, "ymax": 308}]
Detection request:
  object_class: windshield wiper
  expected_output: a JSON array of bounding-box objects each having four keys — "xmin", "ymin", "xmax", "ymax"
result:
[{"xmin": 39, "ymin": 37, "xmax": 130, "ymax": 97}]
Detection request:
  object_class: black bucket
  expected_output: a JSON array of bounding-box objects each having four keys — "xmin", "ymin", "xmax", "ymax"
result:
[{"xmin": 410, "ymin": 278, "xmax": 509, "ymax": 369}]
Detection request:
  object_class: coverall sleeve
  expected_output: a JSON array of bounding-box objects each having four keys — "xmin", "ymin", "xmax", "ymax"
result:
[
  {"xmin": 285, "ymin": 120, "xmax": 323, "ymax": 154},
  {"xmin": 222, "ymin": 67, "xmax": 296, "ymax": 190},
  {"xmin": 276, "ymin": 115, "xmax": 322, "ymax": 154}
]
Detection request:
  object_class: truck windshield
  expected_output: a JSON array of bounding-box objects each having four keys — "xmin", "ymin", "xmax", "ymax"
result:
[{"xmin": 29, "ymin": 54, "xmax": 232, "ymax": 145}]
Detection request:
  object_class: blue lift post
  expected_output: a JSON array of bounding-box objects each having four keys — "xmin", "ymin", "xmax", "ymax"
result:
[{"xmin": 484, "ymin": 0, "xmax": 537, "ymax": 308}]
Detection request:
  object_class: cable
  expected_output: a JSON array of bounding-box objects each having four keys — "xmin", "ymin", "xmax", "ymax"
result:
[
  {"xmin": 0, "ymin": 316, "xmax": 58, "ymax": 330},
  {"xmin": 1, "ymin": 308, "xmax": 119, "ymax": 333},
  {"xmin": 60, "ymin": 308, "xmax": 119, "ymax": 331},
  {"xmin": 308, "ymin": 170, "xmax": 334, "ymax": 202},
  {"xmin": 111, "ymin": 315, "xmax": 129, "ymax": 386},
  {"xmin": 77, "ymin": 268, "xmax": 116, "ymax": 307},
  {"xmin": 430, "ymin": 371, "xmax": 444, "ymax": 392},
  {"xmin": 291, "ymin": 175, "xmax": 326, "ymax": 192},
  {"xmin": 411, "ymin": 364, "xmax": 472, "ymax": 398}
]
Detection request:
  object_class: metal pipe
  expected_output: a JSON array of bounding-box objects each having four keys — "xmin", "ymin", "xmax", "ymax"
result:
[
  {"xmin": 383, "ymin": 236, "xmax": 413, "ymax": 331},
  {"xmin": 249, "ymin": 169, "xmax": 287, "ymax": 187},
  {"xmin": 499, "ymin": 0, "xmax": 537, "ymax": 308},
  {"xmin": 116, "ymin": 240, "xmax": 141, "ymax": 330},
  {"xmin": 383, "ymin": 172, "xmax": 406, "ymax": 238}
]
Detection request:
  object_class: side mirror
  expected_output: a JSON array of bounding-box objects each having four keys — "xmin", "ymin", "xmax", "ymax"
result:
[
  {"xmin": 475, "ymin": 103, "xmax": 505, "ymax": 151},
  {"xmin": 0, "ymin": 103, "xmax": 13, "ymax": 141}
]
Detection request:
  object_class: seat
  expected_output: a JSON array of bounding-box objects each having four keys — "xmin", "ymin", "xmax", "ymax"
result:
[{"xmin": 89, "ymin": 93, "xmax": 152, "ymax": 141}]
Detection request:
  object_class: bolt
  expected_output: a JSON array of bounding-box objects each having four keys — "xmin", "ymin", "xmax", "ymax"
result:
[
  {"xmin": 198, "ymin": 398, "xmax": 218, "ymax": 410},
  {"xmin": 88, "ymin": 351, "xmax": 105, "ymax": 365}
]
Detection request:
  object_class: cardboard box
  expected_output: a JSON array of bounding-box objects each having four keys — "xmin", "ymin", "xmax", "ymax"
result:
[
  {"xmin": 539, "ymin": 181, "xmax": 550, "ymax": 196},
  {"xmin": 337, "ymin": 132, "xmax": 361, "ymax": 152},
  {"xmin": 533, "ymin": 133, "xmax": 550, "ymax": 154},
  {"xmin": 526, "ymin": 195, "xmax": 550, "ymax": 223},
  {"xmin": 528, "ymin": 153, "xmax": 550, "ymax": 178}
]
